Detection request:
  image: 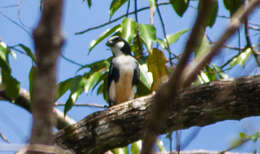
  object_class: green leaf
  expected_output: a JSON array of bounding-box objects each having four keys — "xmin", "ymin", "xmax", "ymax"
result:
[
  {"xmin": 89, "ymin": 24, "xmax": 121, "ymax": 53},
  {"xmin": 64, "ymin": 90, "xmax": 82, "ymax": 115},
  {"xmin": 148, "ymin": 0, "xmax": 156, "ymax": 8},
  {"xmin": 156, "ymin": 139, "xmax": 166, "ymax": 152},
  {"xmin": 250, "ymin": 133, "xmax": 259, "ymax": 142},
  {"xmin": 29, "ymin": 67, "xmax": 36, "ymax": 100},
  {"xmin": 198, "ymin": 71, "xmax": 210, "ymax": 84},
  {"xmin": 77, "ymin": 58, "xmax": 111, "ymax": 73},
  {"xmin": 56, "ymin": 78, "xmax": 72, "ymax": 100},
  {"xmin": 2, "ymin": 70, "xmax": 20, "ymax": 99},
  {"xmin": 223, "ymin": 0, "xmax": 243, "ymax": 16},
  {"xmin": 109, "ymin": 0, "xmax": 128, "ymax": 18},
  {"xmin": 229, "ymin": 48, "xmax": 252, "ymax": 68},
  {"xmin": 138, "ymin": 24, "xmax": 156, "ymax": 51},
  {"xmin": 18, "ymin": 44, "xmax": 36, "ymax": 63},
  {"xmin": 170, "ymin": 0, "xmax": 190, "ymax": 17},
  {"xmin": 239, "ymin": 132, "xmax": 247, "ymax": 139},
  {"xmin": 139, "ymin": 63, "xmax": 153, "ymax": 89},
  {"xmin": 131, "ymin": 141, "xmax": 142, "ymax": 154},
  {"xmin": 211, "ymin": 64, "xmax": 229, "ymax": 79},
  {"xmin": 121, "ymin": 18, "xmax": 137, "ymax": 43},
  {"xmin": 84, "ymin": 71, "xmax": 103, "ymax": 94},
  {"xmin": 194, "ymin": 34, "xmax": 210, "ymax": 61},
  {"xmin": 159, "ymin": 29, "xmax": 190, "ymax": 49},
  {"xmin": 207, "ymin": 0, "xmax": 218, "ymax": 27},
  {"xmin": 64, "ymin": 76, "xmax": 87, "ymax": 114},
  {"xmin": 0, "ymin": 41, "xmax": 9, "ymax": 62},
  {"xmin": 0, "ymin": 41, "xmax": 10, "ymax": 71},
  {"xmin": 87, "ymin": 0, "xmax": 91, "ymax": 8}
]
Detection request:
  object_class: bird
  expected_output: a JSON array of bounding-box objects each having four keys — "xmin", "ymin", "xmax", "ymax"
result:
[{"xmin": 106, "ymin": 36, "xmax": 140, "ymax": 106}]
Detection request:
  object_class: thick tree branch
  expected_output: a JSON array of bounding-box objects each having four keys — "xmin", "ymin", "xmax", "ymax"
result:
[
  {"xmin": 55, "ymin": 74, "xmax": 260, "ymax": 154},
  {"xmin": 29, "ymin": 0, "xmax": 64, "ymax": 152},
  {"xmin": 141, "ymin": 1, "xmax": 215, "ymax": 153}
]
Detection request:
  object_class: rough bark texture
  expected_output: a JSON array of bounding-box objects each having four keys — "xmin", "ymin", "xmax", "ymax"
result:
[
  {"xmin": 55, "ymin": 75, "xmax": 260, "ymax": 154},
  {"xmin": 29, "ymin": 0, "xmax": 64, "ymax": 152}
]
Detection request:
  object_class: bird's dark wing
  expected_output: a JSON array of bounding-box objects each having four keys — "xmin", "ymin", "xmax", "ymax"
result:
[
  {"xmin": 132, "ymin": 62, "xmax": 140, "ymax": 86},
  {"xmin": 108, "ymin": 61, "xmax": 119, "ymax": 106}
]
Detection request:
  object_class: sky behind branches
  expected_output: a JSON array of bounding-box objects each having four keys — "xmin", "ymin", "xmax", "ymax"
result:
[{"xmin": 0, "ymin": 0, "xmax": 260, "ymax": 153}]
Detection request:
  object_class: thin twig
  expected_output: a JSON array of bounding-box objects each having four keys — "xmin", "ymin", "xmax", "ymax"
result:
[
  {"xmin": 60, "ymin": 53, "xmax": 84, "ymax": 67},
  {"xmin": 249, "ymin": 25, "xmax": 260, "ymax": 31},
  {"xmin": 244, "ymin": 14, "xmax": 260, "ymax": 65},
  {"xmin": 134, "ymin": 0, "xmax": 138, "ymax": 22},
  {"xmin": 126, "ymin": 0, "xmax": 130, "ymax": 17},
  {"xmin": 155, "ymin": 0, "xmax": 175, "ymax": 65},
  {"xmin": 0, "ymin": 11, "xmax": 31, "ymax": 36},
  {"xmin": 75, "ymin": 2, "xmax": 170, "ymax": 35},
  {"xmin": 182, "ymin": 0, "xmax": 260, "ymax": 87},
  {"xmin": 220, "ymin": 51, "xmax": 242, "ymax": 69},
  {"xmin": 220, "ymin": 132, "xmax": 260, "ymax": 153},
  {"xmin": 56, "ymin": 103, "xmax": 107, "ymax": 108},
  {"xmin": 0, "ymin": 131, "xmax": 9, "ymax": 143},
  {"xmin": 0, "ymin": 4, "xmax": 18, "ymax": 9}
]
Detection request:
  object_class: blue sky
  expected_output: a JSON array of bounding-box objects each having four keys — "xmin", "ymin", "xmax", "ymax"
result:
[{"xmin": 0, "ymin": 0, "xmax": 260, "ymax": 153}]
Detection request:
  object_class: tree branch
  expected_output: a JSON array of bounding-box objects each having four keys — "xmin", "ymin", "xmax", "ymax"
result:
[
  {"xmin": 29, "ymin": 0, "xmax": 64, "ymax": 151},
  {"xmin": 141, "ymin": 1, "xmax": 215, "ymax": 153},
  {"xmin": 55, "ymin": 74, "xmax": 260, "ymax": 154},
  {"xmin": 0, "ymin": 88, "xmax": 75, "ymax": 130},
  {"xmin": 75, "ymin": 2, "xmax": 170, "ymax": 35}
]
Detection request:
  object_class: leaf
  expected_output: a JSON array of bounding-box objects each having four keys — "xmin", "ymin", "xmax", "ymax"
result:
[
  {"xmin": 194, "ymin": 34, "xmax": 210, "ymax": 62},
  {"xmin": 138, "ymin": 24, "xmax": 156, "ymax": 50},
  {"xmin": 2, "ymin": 70, "xmax": 20, "ymax": 99},
  {"xmin": 109, "ymin": 0, "xmax": 128, "ymax": 18},
  {"xmin": 131, "ymin": 141, "xmax": 142, "ymax": 154},
  {"xmin": 0, "ymin": 41, "xmax": 10, "ymax": 71},
  {"xmin": 223, "ymin": 0, "xmax": 243, "ymax": 16},
  {"xmin": 156, "ymin": 139, "xmax": 166, "ymax": 152},
  {"xmin": 29, "ymin": 67, "xmax": 36, "ymax": 100},
  {"xmin": 139, "ymin": 63, "xmax": 153, "ymax": 90},
  {"xmin": 18, "ymin": 44, "xmax": 36, "ymax": 63},
  {"xmin": 198, "ymin": 71, "xmax": 210, "ymax": 84},
  {"xmin": 121, "ymin": 18, "xmax": 137, "ymax": 43},
  {"xmin": 211, "ymin": 65, "xmax": 229, "ymax": 79},
  {"xmin": 207, "ymin": 0, "xmax": 218, "ymax": 27},
  {"xmin": 159, "ymin": 29, "xmax": 190, "ymax": 49},
  {"xmin": 148, "ymin": 0, "xmax": 156, "ymax": 8},
  {"xmin": 89, "ymin": 24, "xmax": 121, "ymax": 53},
  {"xmin": 0, "ymin": 41, "xmax": 8, "ymax": 62},
  {"xmin": 170, "ymin": 0, "xmax": 190, "ymax": 17},
  {"xmin": 147, "ymin": 48, "xmax": 168, "ymax": 90},
  {"xmin": 87, "ymin": 0, "xmax": 92, "ymax": 8},
  {"xmin": 77, "ymin": 58, "xmax": 110, "ymax": 73},
  {"xmin": 64, "ymin": 76, "xmax": 86, "ymax": 114},
  {"xmin": 56, "ymin": 78, "xmax": 72, "ymax": 100},
  {"xmin": 64, "ymin": 90, "xmax": 82, "ymax": 115},
  {"xmin": 84, "ymin": 71, "xmax": 103, "ymax": 94},
  {"xmin": 229, "ymin": 48, "xmax": 252, "ymax": 68},
  {"xmin": 239, "ymin": 132, "xmax": 247, "ymax": 139},
  {"xmin": 250, "ymin": 133, "xmax": 259, "ymax": 142}
]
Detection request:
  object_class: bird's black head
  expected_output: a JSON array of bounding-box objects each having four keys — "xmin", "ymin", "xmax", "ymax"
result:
[{"xmin": 106, "ymin": 36, "xmax": 131, "ymax": 56}]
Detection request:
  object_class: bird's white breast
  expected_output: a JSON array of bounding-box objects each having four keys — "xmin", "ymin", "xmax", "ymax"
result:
[{"xmin": 110, "ymin": 55, "xmax": 137, "ymax": 104}]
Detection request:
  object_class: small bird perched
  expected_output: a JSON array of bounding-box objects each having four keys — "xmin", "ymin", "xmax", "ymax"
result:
[{"xmin": 106, "ymin": 36, "xmax": 139, "ymax": 106}]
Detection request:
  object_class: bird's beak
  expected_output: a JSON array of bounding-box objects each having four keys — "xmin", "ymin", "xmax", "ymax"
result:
[{"xmin": 106, "ymin": 40, "xmax": 113, "ymax": 47}]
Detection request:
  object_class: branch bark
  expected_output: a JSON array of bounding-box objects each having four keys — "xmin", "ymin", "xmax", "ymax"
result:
[
  {"xmin": 55, "ymin": 74, "xmax": 260, "ymax": 154},
  {"xmin": 29, "ymin": 0, "xmax": 64, "ymax": 153}
]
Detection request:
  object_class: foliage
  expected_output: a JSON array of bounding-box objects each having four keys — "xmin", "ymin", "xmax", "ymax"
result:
[{"xmin": 1, "ymin": 0, "xmax": 260, "ymax": 153}]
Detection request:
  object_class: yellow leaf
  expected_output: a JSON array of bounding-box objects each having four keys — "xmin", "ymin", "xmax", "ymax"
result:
[{"xmin": 147, "ymin": 48, "xmax": 168, "ymax": 91}]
